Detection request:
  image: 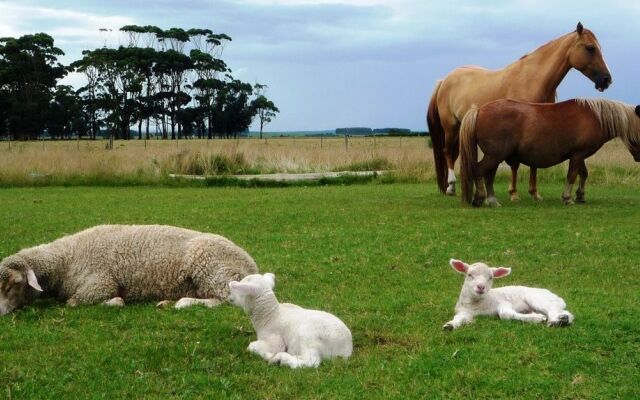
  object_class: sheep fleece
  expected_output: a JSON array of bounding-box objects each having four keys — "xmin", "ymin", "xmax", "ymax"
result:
[{"xmin": 4, "ymin": 224, "xmax": 258, "ymax": 304}]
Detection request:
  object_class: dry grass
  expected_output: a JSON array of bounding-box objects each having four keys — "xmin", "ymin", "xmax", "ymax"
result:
[{"xmin": 0, "ymin": 137, "xmax": 637, "ymax": 186}]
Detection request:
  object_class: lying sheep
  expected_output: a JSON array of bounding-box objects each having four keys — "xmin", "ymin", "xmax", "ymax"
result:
[
  {"xmin": 443, "ymin": 259, "xmax": 574, "ymax": 330},
  {"xmin": 228, "ymin": 273, "xmax": 352, "ymax": 368},
  {"xmin": 0, "ymin": 224, "xmax": 258, "ymax": 314}
]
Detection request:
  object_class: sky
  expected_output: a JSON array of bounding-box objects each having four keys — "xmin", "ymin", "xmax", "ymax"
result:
[{"xmin": 1, "ymin": 0, "xmax": 639, "ymax": 132}]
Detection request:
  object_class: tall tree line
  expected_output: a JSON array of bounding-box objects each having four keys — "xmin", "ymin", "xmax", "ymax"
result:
[{"xmin": 0, "ymin": 26, "xmax": 279, "ymax": 142}]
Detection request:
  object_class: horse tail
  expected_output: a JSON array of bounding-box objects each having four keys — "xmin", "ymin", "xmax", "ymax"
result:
[
  {"xmin": 427, "ymin": 80, "xmax": 447, "ymax": 193},
  {"xmin": 459, "ymin": 107, "xmax": 479, "ymax": 205}
]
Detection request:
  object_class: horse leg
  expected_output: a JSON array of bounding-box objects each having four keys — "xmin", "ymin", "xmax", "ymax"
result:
[
  {"xmin": 528, "ymin": 168, "xmax": 544, "ymax": 201},
  {"xmin": 562, "ymin": 159, "xmax": 580, "ymax": 205},
  {"xmin": 443, "ymin": 120, "xmax": 460, "ymax": 196},
  {"xmin": 508, "ymin": 162, "xmax": 520, "ymax": 201},
  {"xmin": 485, "ymin": 166, "xmax": 502, "ymax": 207},
  {"xmin": 575, "ymin": 160, "xmax": 588, "ymax": 203},
  {"xmin": 472, "ymin": 157, "xmax": 492, "ymax": 206}
]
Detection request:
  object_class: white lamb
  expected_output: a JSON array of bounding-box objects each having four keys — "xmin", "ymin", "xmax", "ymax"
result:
[
  {"xmin": 443, "ymin": 259, "xmax": 574, "ymax": 330},
  {"xmin": 228, "ymin": 273, "xmax": 353, "ymax": 368}
]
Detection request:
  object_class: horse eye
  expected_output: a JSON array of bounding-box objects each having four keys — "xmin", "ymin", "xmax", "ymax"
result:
[{"xmin": 586, "ymin": 45, "xmax": 596, "ymax": 54}]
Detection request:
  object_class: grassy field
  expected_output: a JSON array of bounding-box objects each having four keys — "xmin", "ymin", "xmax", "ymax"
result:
[
  {"xmin": 1, "ymin": 183, "xmax": 639, "ymax": 399},
  {"xmin": 1, "ymin": 137, "xmax": 639, "ymax": 187}
]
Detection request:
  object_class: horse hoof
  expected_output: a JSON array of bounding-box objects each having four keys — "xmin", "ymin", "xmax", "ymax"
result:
[
  {"xmin": 563, "ymin": 199, "xmax": 574, "ymax": 206},
  {"xmin": 446, "ymin": 188, "xmax": 456, "ymax": 196},
  {"xmin": 531, "ymin": 193, "xmax": 543, "ymax": 202},
  {"xmin": 575, "ymin": 198, "xmax": 585, "ymax": 204},
  {"xmin": 487, "ymin": 199, "xmax": 502, "ymax": 207},
  {"xmin": 472, "ymin": 198, "xmax": 485, "ymax": 207},
  {"xmin": 510, "ymin": 194, "xmax": 520, "ymax": 202}
]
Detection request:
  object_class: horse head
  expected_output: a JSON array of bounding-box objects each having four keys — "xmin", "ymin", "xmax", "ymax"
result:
[{"xmin": 568, "ymin": 22, "xmax": 612, "ymax": 92}]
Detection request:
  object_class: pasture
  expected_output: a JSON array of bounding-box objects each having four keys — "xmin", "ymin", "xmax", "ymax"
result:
[
  {"xmin": 1, "ymin": 137, "xmax": 639, "ymax": 187},
  {"xmin": 1, "ymin": 182, "xmax": 639, "ymax": 399}
]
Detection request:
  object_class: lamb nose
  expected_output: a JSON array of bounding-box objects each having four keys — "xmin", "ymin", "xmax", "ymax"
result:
[{"xmin": 477, "ymin": 285, "xmax": 485, "ymax": 291}]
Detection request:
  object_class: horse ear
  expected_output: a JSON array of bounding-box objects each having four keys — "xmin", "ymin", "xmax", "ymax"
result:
[
  {"xmin": 635, "ymin": 105, "xmax": 640, "ymax": 118},
  {"xmin": 576, "ymin": 22, "xmax": 584, "ymax": 35}
]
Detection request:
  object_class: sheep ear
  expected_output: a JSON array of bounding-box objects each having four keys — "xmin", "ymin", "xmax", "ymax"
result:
[
  {"xmin": 264, "ymin": 273, "xmax": 275, "ymax": 289},
  {"xmin": 576, "ymin": 22, "xmax": 583, "ymax": 35},
  {"xmin": 635, "ymin": 105, "xmax": 640, "ymax": 118},
  {"xmin": 449, "ymin": 259, "xmax": 469, "ymax": 274},
  {"xmin": 492, "ymin": 267, "xmax": 511, "ymax": 279},
  {"xmin": 229, "ymin": 281, "xmax": 259, "ymax": 295},
  {"xmin": 26, "ymin": 269, "xmax": 43, "ymax": 292}
]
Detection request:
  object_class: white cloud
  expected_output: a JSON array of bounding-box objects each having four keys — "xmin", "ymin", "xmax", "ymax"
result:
[{"xmin": 0, "ymin": 3, "xmax": 134, "ymax": 60}]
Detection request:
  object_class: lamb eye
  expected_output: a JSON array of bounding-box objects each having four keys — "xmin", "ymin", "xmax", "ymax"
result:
[{"xmin": 467, "ymin": 274, "xmax": 472, "ymax": 278}]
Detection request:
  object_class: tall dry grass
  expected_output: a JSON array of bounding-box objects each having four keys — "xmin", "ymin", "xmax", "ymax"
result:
[{"xmin": 0, "ymin": 137, "xmax": 637, "ymax": 186}]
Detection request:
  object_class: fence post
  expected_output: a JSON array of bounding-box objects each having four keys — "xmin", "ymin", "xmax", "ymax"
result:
[
  {"xmin": 344, "ymin": 134, "xmax": 348, "ymax": 151},
  {"xmin": 320, "ymin": 134, "xmax": 323, "ymax": 148}
]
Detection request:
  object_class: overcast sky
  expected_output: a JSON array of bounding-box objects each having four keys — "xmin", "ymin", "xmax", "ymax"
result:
[{"xmin": 1, "ymin": 0, "xmax": 638, "ymax": 131}]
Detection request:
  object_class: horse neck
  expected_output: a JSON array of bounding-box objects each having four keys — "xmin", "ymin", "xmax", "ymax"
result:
[{"xmin": 505, "ymin": 33, "xmax": 575, "ymax": 101}]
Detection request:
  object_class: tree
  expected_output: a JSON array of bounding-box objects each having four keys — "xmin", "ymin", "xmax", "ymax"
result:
[
  {"xmin": 0, "ymin": 33, "xmax": 66, "ymax": 139},
  {"xmin": 251, "ymin": 84, "xmax": 279, "ymax": 139}
]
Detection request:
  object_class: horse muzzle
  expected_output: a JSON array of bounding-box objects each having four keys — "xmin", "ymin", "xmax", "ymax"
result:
[{"xmin": 595, "ymin": 73, "xmax": 612, "ymax": 92}]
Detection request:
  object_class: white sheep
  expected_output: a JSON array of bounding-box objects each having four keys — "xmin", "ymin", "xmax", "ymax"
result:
[
  {"xmin": 443, "ymin": 259, "xmax": 574, "ymax": 330},
  {"xmin": 228, "ymin": 273, "xmax": 352, "ymax": 368},
  {"xmin": 0, "ymin": 224, "xmax": 258, "ymax": 314}
]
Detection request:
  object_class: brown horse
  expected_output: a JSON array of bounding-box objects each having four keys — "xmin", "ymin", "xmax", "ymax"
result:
[
  {"xmin": 459, "ymin": 99, "xmax": 640, "ymax": 207},
  {"xmin": 427, "ymin": 23, "xmax": 612, "ymax": 199}
]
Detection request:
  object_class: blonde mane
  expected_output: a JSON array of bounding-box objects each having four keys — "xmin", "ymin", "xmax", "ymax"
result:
[{"xmin": 576, "ymin": 98, "xmax": 640, "ymax": 146}]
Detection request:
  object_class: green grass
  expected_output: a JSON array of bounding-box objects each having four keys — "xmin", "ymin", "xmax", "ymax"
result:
[{"xmin": 1, "ymin": 183, "xmax": 639, "ymax": 399}]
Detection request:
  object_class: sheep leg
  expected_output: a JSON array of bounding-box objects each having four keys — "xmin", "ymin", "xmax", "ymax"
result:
[
  {"xmin": 498, "ymin": 305, "xmax": 547, "ymax": 324},
  {"xmin": 248, "ymin": 337, "xmax": 283, "ymax": 362},
  {"xmin": 547, "ymin": 309, "xmax": 575, "ymax": 327},
  {"xmin": 270, "ymin": 349, "xmax": 321, "ymax": 369},
  {"xmin": 66, "ymin": 275, "xmax": 118, "ymax": 307},
  {"xmin": 443, "ymin": 312, "xmax": 474, "ymax": 330},
  {"xmin": 174, "ymin": 297, "xmax": 223, "ymax": 309},
  {"xmin": 104, "ymin": 297, "xmax": 125, "ymax": 307}
]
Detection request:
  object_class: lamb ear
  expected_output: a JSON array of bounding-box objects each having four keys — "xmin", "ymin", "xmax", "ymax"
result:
[
  {"xmin": 229, "ymin": 281, "xmax": 259, "ymax": 295},
  {"xmin": 449, "ymin": 259, "xmax": 469, "ymax": 274},
  {"xmin": 492, "ymin": 267, "xmax": 511, "ymax": 279},
  {"xmin": 264, "ymin": 273, "xmax": 275, "ymax": 289},
  {"xmin": 576, "ymin": 22, "xmax": 583, "ymax": 35},
  {"xmin": 26, "ymin": 269, "xmax": 43, "ymax": 292},
  {"xmin": 635, "ymin": 105, "xmax": 640, "ymax": 118}
]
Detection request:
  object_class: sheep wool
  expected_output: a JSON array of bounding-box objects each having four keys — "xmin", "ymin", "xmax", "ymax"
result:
[{"xmin": 0, "ymin": 224, "xmax": 258, "ymax": 314}]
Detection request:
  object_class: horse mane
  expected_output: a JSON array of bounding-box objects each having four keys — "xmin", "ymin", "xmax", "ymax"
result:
[{"xmin": 576, "ymin": 98, "xmax": 640, "ymax": 145}]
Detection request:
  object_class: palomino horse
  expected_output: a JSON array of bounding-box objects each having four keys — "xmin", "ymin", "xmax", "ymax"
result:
[
  {"xmin": 459, "ymin": 99, "xmax": 640, "ymax": 207},
  {"xmin": 427, "ymin": 22, "xmax": 612, "ymax": 199}
]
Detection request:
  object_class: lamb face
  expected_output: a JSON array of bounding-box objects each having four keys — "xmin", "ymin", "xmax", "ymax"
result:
[
  {"xmin": 0, "ymin": 264, "xmax": 42, "ymax": 315},
  {"xmin": 228, "ymin": 273, "xmax": 275, "ymax": 312},
  {"xmin": 449, "ymin": 259, "xmax": 510, "ymax": 299}
]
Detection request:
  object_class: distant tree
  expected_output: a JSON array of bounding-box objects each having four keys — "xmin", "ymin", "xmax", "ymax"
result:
[
  {"xmin": 251, "ymin": 84, "xmax": 279, "ymax": 139},
  {"xmin": 0, "ymin": 33, "xmax": 65, "ymax": 139},
  {"xmin": 47, "ymin": 85, "xmax": 87, "ymax": 139}
]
